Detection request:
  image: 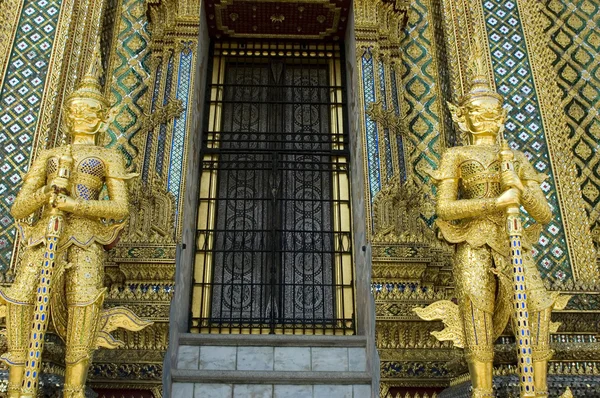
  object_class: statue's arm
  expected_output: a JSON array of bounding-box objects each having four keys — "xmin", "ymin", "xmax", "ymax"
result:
[
  {"xmin": 436, "ymin": 178, "xmax": 499, "ymax": 221},
  {"xmin": 10, "ymin": 151, "xmax": 50, "ymax": 219},
  {"xmin": 71, "ymin": 151, "xmax": 129, "ymax": 220},
  {"xmin": 517, "ymin": 153, "xmax": 552, "ymax": 224},
  {"xmin": 434, "ymin": 149, "xmax": 499, "ymax": 221}
]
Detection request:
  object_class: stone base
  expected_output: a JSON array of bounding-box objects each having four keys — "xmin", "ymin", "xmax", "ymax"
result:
[
  {"xmin": 438, "ymin": 375, "xmax": 600, "ymax": 398},
  {"xmin": 0, "ymin": 370, "xmax": 97, "ymax": 398},
  {"xmin": 168, "ymin": 334, "xmax": 376, "ymax": 398}
]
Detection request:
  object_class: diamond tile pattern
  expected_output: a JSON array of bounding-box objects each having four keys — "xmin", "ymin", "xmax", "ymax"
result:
[
  {"xmin": 104, "ymin": 0, "xmax": 150, "ymax": 167},
  {"xmin": 543, "ymin": 0, "xmax": 600, "ymax": 234},
  {"xmin": 0, "ymin": 0, "xmax": 63, "ymax": 270},
  {"xmin": 400, "ymin": 0, "xmax": 443, "ymax": 185},
  {"xmin": 483, "ymin": 0, "xmax": 571, "ymax": 280},
  {"xmin": 362, "ymin": 50, "xmax": 381, "ymax": 200},
  {"xmin": 168, "ymin": 49, "xmax": 193, "ymax": 228}
]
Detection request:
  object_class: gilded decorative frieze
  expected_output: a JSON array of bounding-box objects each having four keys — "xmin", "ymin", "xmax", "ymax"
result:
[
  {"xmin": 381, "ymin": 360, "xmax": 451, "ymax": 381},
  {"xmin": 542, "ymin": 0, "xmax": 600, "ymax": 253},
  {"xmin": 516, "ymin": 0, "xmax": 597, "ymax": 282}
]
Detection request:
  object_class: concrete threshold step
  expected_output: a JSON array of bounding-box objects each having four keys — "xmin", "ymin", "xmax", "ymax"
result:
[
  {"xmin": 171, "ymin": 369, "xmax": 372, "ymax": 385},
  {"xmin": 178, "ymin": 333, "xmax": 367, "ymax": 347}
]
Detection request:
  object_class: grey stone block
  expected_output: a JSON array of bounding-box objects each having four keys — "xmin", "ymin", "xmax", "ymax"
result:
[
  {"xmin": 237, "ymin": 346, "xmax": 274, "ymax": 371},
  {"xmin": 177, "ymin": 346, "xmax": 200, "ymax": 370},
  {"xmin": 352, "ymin": 384, "xmax": 371, "ymax": 398},
  {"xmin": 172, "ymin": 382, "xmax": 194, "ymax": 397},
  {"xmin": 348, "ymin": 348, "xmax": 366, "ymax": 372},
  {"xmin": 199, "ymin": 346, "xmax": 237, "ymax": 370},
  {"xmin": 313, "ymin": 385, "xmax": 352, "ymax": 398},
  {"xmin": 194, "ymin": 383, "xmax": 233, "ymax": 398},
  {"xmin": 274, "ymin": 347, "xmax": 311, "ymax": 371},
  {"xmin": 311, "ymin": 347, "xmax": 348, "ymax": 371},
  {"xmin": 233, "ymin": 384, "xmax": 273, "ymax": 398},
  {"xmin": 273, "ymin": 385, "xmax": 313, "ymax": 398}
]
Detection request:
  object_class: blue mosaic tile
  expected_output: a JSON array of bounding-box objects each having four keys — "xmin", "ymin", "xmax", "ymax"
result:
[
  {"xmin": 362, "ymin": 50, "xmax": 381, "ymax": 201},
  {"xmin": 168, "ymin": 49, "xmax": 193, "ymax": 227}
]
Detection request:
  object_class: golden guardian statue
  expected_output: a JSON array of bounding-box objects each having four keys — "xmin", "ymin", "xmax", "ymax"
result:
[
  {"xmin": 0, "ymin": 44, "xmax": 151, "ymax": 398},
  {"xmin": 414, "ymin": 53, "xmax": 569, "ymax": 397}
]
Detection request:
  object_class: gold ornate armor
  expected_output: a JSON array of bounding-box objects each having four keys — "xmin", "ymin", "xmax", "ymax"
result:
[
  {"xmin": 433, "ymin": 145, "xmax": 558, "ymax": 360},
  {"xmin": 0, "ymin": 44, "xmax": 150, "ymax": 398},
  {"xmin": 414, "ymin": 52, "xmax": 568, "ymax": 398},
  {"xmin": 11, "ymin": 146, "xmax": 129, "ymax": 251}
]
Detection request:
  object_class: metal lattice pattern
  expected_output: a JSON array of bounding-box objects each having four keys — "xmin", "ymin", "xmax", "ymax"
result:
[
  {"xmin": 193, "ymin": 42, "xmax": 354, "ymax": 334},
  {"xmin": 0, "ymin": 0, "xmax": 63, "ymax": 270},
  {"xmin": 482, "ymin": 0, "xmax": 571, "ymax": 281}
]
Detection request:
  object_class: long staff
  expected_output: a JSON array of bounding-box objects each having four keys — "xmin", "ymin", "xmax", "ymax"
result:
[
  {"xmin": 20, "ymin": 147, "xmax": 73, "ymax": 398},
  {"xmin": 499, "ymin": 138, "xmax": 535, "ymax": 398}
]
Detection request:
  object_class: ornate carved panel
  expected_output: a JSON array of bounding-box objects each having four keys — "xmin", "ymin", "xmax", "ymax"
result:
[{"xmin": 203, "ymin": 0, "xmax": 351, "ymax": 39}]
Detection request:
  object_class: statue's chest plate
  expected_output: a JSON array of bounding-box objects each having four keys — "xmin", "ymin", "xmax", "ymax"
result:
[
  {"xmin": 47, "ymin": 154, "xmax": 106, "ymax": 200},
  {"xmin": 459, "ymin": 158, "xmax": 502, "ymax": 199}
]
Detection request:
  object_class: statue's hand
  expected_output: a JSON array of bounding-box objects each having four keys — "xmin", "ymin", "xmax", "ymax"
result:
[
  {"xmin": 501, "ymin": 170, "xmax": 524, "ymax": 192},
  {"xmin": 51, "ymin": 177, "xmax": 70, "ymax": 193},
  {"xmin": 496, "ymin": 187, "xmax": 520, "ymax": 209},
  {"xmin": 54, "ymin": 193, "xmax": 78, "ymax": 213}
]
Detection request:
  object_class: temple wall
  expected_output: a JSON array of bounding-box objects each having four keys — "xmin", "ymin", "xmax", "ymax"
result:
[
  {"xmin": 0, "ymin": 0, "xmax": 67, "ymax": 270},
  {"xmin": 1, "ymin": 0, "xmax": 599, "ymax": 397}
]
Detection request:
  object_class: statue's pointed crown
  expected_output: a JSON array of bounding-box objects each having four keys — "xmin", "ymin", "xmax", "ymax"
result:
[
  {"xmin": 460, "ymin": 39, "xmax": 503, "ymax": 105},
  {"xmin": 66, "ymin": 39, "xmax": 109, "ymax": 107}
]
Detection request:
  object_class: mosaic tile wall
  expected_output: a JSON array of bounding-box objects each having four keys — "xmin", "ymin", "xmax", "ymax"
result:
[
  {"xmin": 399, "ymin": 0, "xmax": 444, "ymax": 184},
  {"xmin": 0, "ymin": 0, "xmax": 63, "ymax": 271},
  {"xmin": 362, "ymin": 49, "xmax": 382, "ymax": 202},
  {"xmin": 104, "ymin": 0, "xmax": 150, "ymax": 166},
  {"xmin": 105, "ymin": 0, "xmax": 193, "ymax": 234},
  {"xmin": 482, "ymin": 0, "xmax": 571, "ymax": 281},
  {"xmin": 542, "ymin": 0, "xmax": 600, "ymax": 232},
  {"xmin": 361, "ymin": 0, "xmax": 445, "ymax": 230},
  {"xmin": 168, "ymin": 47, "xmax": 193, "ymax": 230}
]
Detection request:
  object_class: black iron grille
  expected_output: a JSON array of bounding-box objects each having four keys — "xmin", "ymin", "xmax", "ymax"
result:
[{"xmin": 192, "ymin": 42, "xmax": 354, "ymax": 334}]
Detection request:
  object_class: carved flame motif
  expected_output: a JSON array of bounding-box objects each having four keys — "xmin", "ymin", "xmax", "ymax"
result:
[{"xmin": 372, "ymin": 175, "xmax": 436, "ymax": 244}]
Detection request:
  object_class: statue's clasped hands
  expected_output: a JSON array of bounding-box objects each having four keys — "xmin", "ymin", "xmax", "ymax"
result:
[
  {"xmin": 496, "ymin": 169, "xmax": 524, "ymax": 209},
  {"xmin": 43, "ymin": 177, "xmax": 77, "ymax": 212}
]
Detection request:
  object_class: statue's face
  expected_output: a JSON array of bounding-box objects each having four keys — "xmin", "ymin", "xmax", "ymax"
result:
[
  {"xmin": 65, "ymin": 97, "xmax": 106, "ymax": 135},
  {"xmin": 462, "ymin": 96, "xmax": 505, "ymax": 137}
]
